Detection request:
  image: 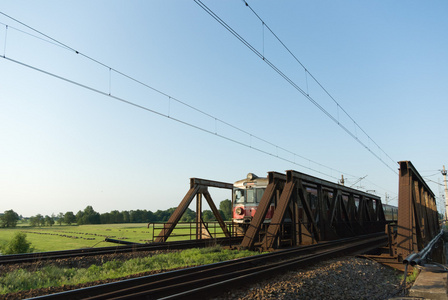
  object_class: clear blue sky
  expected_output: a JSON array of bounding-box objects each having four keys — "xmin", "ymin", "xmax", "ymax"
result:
[{"xmin": 1, "ymin": 1, "xmax": 447, "ymax": 217}]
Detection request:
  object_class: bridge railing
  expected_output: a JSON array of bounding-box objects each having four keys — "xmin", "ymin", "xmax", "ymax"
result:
[{"xmin": 151, "ymin": 221, "xmax": 243, "ymax": 242}]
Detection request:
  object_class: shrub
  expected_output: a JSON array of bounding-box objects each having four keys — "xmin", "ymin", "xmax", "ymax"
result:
[{"xmin": 1, "ymin": 232, "xmax": 34, "ymax": 254}]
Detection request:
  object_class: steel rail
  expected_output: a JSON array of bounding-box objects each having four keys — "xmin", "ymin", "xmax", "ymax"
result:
[
  {"xmin": 32, "ymin": 233, "xmax": 387, "ymax": 300},
  {"xmin": 0, "ymin": 237, "xmax": 243, "ymax": 265}
]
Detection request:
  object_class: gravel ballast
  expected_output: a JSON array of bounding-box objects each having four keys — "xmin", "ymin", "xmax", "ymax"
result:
[{"xmin": 216, "ymin": 256, "xmax": 405, "ymax": 300}]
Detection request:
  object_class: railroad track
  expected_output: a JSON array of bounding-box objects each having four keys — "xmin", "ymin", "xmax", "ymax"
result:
[
  {"xmin": 32, "ymin": 233, "xmax": 387, "ymax": 300},
  {"xmin": 0, "ymin": 237, "xmax": 243, "ymax": 265}
]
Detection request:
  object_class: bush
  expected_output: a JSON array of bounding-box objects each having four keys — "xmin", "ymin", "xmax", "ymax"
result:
[{"xmin": 1, "ymin": 232, "xmax": 34, "ymax": 254}]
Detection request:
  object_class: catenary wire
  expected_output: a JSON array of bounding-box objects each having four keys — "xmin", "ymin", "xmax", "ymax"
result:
[
  {"xmin": 2, "ymin": 55, "xmax": 342, "ymax": 181},
  {"xmin": 424, "ymin": 178, "xmax": 445, "ymax": 187},
  {"xmin": 0, "ymin": 12, "xmax": 398, "ymax": 196},
  {"xmin": 194, "ymin": 0, "xmax": 398, "ymax": 175},
  {"xmin": 0, "ymin": 13, "xmax": 364, "ymax": 181},
  {"xmin": 241, "ymin": 0, "xmax": 397, "ymax": 168},
  {"xmin": 0, "ymin": 21, "xmax": 70, "ymax": 51}
]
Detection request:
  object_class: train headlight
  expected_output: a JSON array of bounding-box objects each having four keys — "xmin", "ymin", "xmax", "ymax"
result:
[{"xmin": 235, "ymin": 207, "xmax": 244, "ymax": 215}]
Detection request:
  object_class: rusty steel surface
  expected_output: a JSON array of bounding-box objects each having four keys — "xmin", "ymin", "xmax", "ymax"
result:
[
  {"xmin": 155, "ymin": 170, "xmax": 392, "ymax": 253},
  {"xmin": 154, "ymin": 185, "xmax": 200, "ymax": 243},
  {"xmin": 263, "ymin": 179, "xmax": 297, "ymax": 249},
  {"xmin": 34, "ymin": 233, "xmax": 387, "ymax": 300},
  {"xmin": 240, "ymin": 172, "xmax": 286, "ymax": 249},
  {"xmin": 190, "ymin": 178, "xmax": 233, "ymax": 190},
  {"xmin": 155, "ymin": 178, "xmax": 233, "ymax": 243},
  {"xmin": 203, "ymin": 190, "xmax": 231, "ymax": 237},
  {"xmin": 242, "ymin": 170, "xmax": 386, "ymax": 251},
  {"xmin": 396, "ymin": 161, "xmax": 439, "ymax": 260}
]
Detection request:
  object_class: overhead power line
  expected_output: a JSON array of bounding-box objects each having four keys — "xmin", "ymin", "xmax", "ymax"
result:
[
  {"xmin": 0, "ymin": 12, "xmax": 371, "ymax": 184},
  {"xmin": 1, "ymin": 55, "xmax": 345, "ymax": 181},
  {"xmin": 424, "ymin": 178, "xmax": 445, "ymax": 187},
  {"xmin": 194, "ymin": 0, "xmax": 398, "ymax": 175},
  {"xmin": 241, "ymin": 0, "xmax": 397, "ymax": 166}
]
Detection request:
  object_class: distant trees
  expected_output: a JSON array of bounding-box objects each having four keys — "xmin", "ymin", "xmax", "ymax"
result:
[
  {"xmin": 44, "ymin": 215, "xmax": 55, "ymax": 226},
  {"xmin": 29, "ymin": 214, "xmax": 44, "ymax": 227},
  {"xmin": 10, "ymin": 199, "xmax": 234, "ymax": 227},
  {"xmin": 63, "ymin": 212, "xmax": 76, "ymax": 225},
  {"xmin": 219, "ymin": 199, "xmax": 232, "ymax": 221},
  {"xmin": 130, "ymin": 210, "xmax": 153, "ymax": 223},
  {"xmin": 153, "ymin": 208, "xmax": 175, "ymax": 222},
  {"xmin": 76, "ymin": 206, "xmax": 100, "ymax": 225},
  {"xmin": 202, "ymin": 210, "xmax": 215, "ymax": 221},
  {"xmin": 57, "ymin": 213, "xmax": 64, "ymax": 225},
  {"xmin": 0, "ymin": 210, "xmax": 19, "ymax": 228},
  {"xmin": 180, "ymin": 208, "xmax": 195, "ymax": 222}
]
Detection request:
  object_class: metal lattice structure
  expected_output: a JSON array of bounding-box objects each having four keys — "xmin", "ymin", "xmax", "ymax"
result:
[
  {"xmin": 241, "ymin": 170, "xmax": 386, "ymax": 251},
  {"xmin": 396, "ymin": 161, "xmax": 440, "ymax": 260},
  {"xmin": 154, "ymin": 178, "xmax": 232, "ymax": 243},
  {"xmin": 155, "ymin": 163, "xmax": 442, "ymax": 263}
]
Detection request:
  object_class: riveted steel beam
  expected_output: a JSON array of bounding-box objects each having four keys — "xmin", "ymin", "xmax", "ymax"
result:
[
  {"xmin": 396, "ymin": 161, "xmax": 439, "ymax": 260},
  {"xmin": 240, "ymin": 172, "xmax": 286, "ymax": 249},
  {"xmin": 155, "ymin": 185, "xmax": 200, "ymax": 243},
  {"xmin": 155, "ymin": 177, "xmax": 233, "ymax": 243},
  {"xmin": 256, "ymin": 170, "xmax": 385, "ymax": 251}
]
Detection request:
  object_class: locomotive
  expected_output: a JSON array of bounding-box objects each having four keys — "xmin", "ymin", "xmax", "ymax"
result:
[
  {"xmin": 232, "ymin": 173, "xmax": 272, "ymax": 224},
  {"xmin": 232, "ymin": 173, "xmax": 398, "ymax": 224}
]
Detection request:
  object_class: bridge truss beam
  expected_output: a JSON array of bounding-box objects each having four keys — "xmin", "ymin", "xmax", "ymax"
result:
[
  {"xmin": 154, "ymin": 178, "xmax": 233, "ymax": 243},
  {"xmin": 241, "ymin": 170, "xmax": 386, "ymax": 251},
  {"xmin": 396, "ymin": 161, "xmax": 440, "ymax": 260}
]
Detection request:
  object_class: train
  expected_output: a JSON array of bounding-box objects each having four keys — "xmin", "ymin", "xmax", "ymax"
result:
[
  {"xmin": 232, "ymin": 173, "xmax": 398, "ymax": 224},
  {"xmin": 233, "ymin": 173, "xmax": 272, "ymax": 224},
  {"xmin": 383, "ymin": 203, "xmax": 398, "ymax": 222}
]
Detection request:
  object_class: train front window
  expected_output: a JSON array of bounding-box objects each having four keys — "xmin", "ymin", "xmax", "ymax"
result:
[
  {"xmin": 235, "ymin": 189, "xmax": 245, "ymax": 203},
  {"xmin": 246, "ymin": 189, "xmax": 254, "ymax": 203},
  {"xmin": 234, "ymin": 188, "xmax": 258, "ymax": 203},
  {"xmin": 256, "ymin": 188, "xmax": 265, "ymax": 203}
]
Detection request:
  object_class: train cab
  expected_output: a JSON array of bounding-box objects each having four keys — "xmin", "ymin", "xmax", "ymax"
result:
[{"xmin": 233, "ymin": 173, "xmax": 274, "ymax": 223}]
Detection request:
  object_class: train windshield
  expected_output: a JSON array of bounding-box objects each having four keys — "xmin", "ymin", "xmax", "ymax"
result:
[
  {"xmin": 235, "ymin": 189, "xmax": 245, "ymax": 203},
  {"xmin": 234, "ymin": 188, "xmax": 265, "ymax": 204}
]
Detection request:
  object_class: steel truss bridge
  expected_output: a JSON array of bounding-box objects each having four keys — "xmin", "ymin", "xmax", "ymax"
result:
[
  {"xmin": 5, "ymin": 161, "xmax": 442, "ymax": 299},
  {"xmin": 156, "ymin": 161, "xmax": 442, "ymax": 268}
]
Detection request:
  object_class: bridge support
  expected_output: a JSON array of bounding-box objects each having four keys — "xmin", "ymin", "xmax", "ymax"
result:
[
  {"xmin": 155, "ymin": 178, "xmax": 233, "ymax": 243},
  {"xmin": 239, "ymin": 172, "xmax": 286, "ymax": 249},
  {"xmin": 396, "ymin": 161, "xmax": 440, "ymax": 261},
  {"xmin": 362, "ymin": 161, "xmax": 443, "ymax": 271}
]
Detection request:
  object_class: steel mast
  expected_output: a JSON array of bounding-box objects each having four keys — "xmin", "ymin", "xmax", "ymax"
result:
[{"xmin": 442, "ymin": 165, "xmax": 448, "ymax": 221}]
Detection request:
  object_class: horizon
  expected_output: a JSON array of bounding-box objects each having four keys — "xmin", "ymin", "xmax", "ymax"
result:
[{"xmin": 1, "ymin": 1, "xmax": 447, "ymax": 217}]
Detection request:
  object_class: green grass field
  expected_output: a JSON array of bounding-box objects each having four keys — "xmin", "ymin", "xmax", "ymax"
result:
[
  {"xmin": 0, "ymin": 223, "xmax": 228, "ymax": 253},
  {"xmin": 0, "ymin": 223, "xmax": 250, "ymax": 295},
  {"xmin": 0, "ymin": 245, "xmax": 259, "ymax": 294}
]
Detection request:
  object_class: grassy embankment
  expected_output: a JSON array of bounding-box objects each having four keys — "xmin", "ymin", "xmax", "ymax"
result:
[
  {"xmin": 0, "ymin": 245, "xmax": 258, "ymax": 294},
  {"xmin": 0, "ymin": 223, "xmax": 250, "ymax": 294}
]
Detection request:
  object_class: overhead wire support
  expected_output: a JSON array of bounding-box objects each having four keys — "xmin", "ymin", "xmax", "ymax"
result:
[
  {"xmin": 2, "ymin": 24, "xmax": 7, "ymax": 57},
  {"xmin": 196, "ymin": 0, "xmax": 398, "ymax": 175},
  {"xmin": 244, "ymin": 0, "xmax": 398, "ymax": 170},
  {"xmin": 241, "ymin": 0, "xmax": 397, "ymax": 168},
  {"xmin": 0, "ymin": 11, "xmax": 361, "ymax": 183}
]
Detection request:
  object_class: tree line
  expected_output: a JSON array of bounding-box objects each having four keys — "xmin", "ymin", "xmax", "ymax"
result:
[{"xmin": 0, "ymin": 199, "xmax": 232, "ymax": 228}]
